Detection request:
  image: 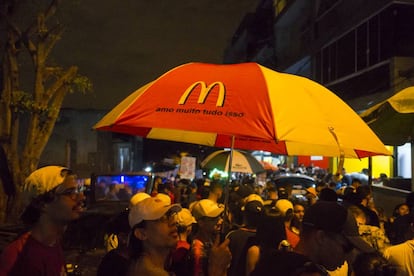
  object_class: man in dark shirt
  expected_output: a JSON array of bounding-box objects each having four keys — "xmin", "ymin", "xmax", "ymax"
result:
[
  {"xmin": 227, "ymin": 193, "xmax": 264, "ymax": 276},
  {"xmin": 251, "ymin": 201, "xmax": 374, "ymax": 275}
]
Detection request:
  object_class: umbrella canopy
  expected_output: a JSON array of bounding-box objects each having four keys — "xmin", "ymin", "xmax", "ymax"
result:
[
  {"xmin": 201, "ymin": 150, "xmax": 265, "ymax": 174},
  {"xmin": 360, "ymin": 86, "xmax": 414, "ymax": 146},
  {"xmin": 94, "ymin": 62, "xmax": 390, "ymax": 158},
  {"xmin": 360, "ymin": 86, "xmax": 414, "ymax": 190}
]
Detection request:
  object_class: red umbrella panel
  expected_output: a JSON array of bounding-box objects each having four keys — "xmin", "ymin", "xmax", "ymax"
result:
[{"xmin": 94, "ymin": 62, "xmax": 390, "ymax": 158}]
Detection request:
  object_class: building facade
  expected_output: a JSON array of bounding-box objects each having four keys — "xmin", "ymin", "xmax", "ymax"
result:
[
  {"xmin": 40, "ymin": 108, "xmax": 144, "ymax": 178},
  {"xmin": 224, "ymin": 0, "xmax": 414, "ymax": 178}
]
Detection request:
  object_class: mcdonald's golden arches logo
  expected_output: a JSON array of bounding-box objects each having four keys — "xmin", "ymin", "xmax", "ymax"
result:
[{"xmin": 178, "ymin": 81, "xmax": 226, "ymax": 107}]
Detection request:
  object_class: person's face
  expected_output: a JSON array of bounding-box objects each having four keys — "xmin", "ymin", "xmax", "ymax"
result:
[
  {"xmin": 137, "ymin": 212, "xmax": 179, "ymax": 249},
  {"xmin": 398, "ymin": 204, "xmax": 410, "ymax": 216},
  {"xmin": 199, "ymin": 215, "xmax": 223, "ymax": 235},
  {"xmin": 46, "ymin": 174, "xmax": 85, "ymax": 223},
  {"xmin": 294, "ymin": 204, "xmax": 305, "ymax": 222}
]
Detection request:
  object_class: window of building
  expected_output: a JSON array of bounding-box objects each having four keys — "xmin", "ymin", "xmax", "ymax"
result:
[
  {"xmin": 368, "ymin": 15, "xmax": 380, "ymax": 65},
  {"xmin": 356, "ymin": 23, "xmax": 368, "ymax": 71},
  {"xmin": 314, "ymin": 3, "xmax": 414, "ymax": 85}
]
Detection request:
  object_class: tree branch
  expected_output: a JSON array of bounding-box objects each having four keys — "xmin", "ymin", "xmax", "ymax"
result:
[
  {"xmin": 44, "ymin": 24, "xmax": 64, "ymax": 60},
  {"xmin": 44, "ymin": 66, "xmax": 78, "ymax": 101},
  {"xmin": 24, "ymin": 0, "xmax": 61, "ymax": 37}
]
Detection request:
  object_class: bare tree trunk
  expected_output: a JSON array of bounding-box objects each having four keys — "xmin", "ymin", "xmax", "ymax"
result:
[{"xmin": 0, "ymin": 0, "xmax": 87, "ymax": 222}]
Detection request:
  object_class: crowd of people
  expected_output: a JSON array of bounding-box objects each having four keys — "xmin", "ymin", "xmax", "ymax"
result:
[{"xmin": 1, "ymin": 165, "xmax": 414, "ymax": 275}]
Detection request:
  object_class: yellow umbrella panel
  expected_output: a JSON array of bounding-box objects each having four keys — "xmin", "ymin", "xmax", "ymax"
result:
[{"xmin": 95, "ymin": 62, "xmax": 391, "ymax": 158}]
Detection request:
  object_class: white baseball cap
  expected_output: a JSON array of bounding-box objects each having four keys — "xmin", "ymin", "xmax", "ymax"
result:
[
  {"xmin": 24, "ymin": 166, "xmax": 71, "ymax": 194},
  {"xmin": 191, "ymin": 199, "xmax": 224, "ymax": 220},
  {"xmin": 128, "ymin": 197, "xmax": 181, "ymax": 227},
  {"xmin": 155, "ymin": 193, "xmax": 172, "ymax": 205},
  {"xmin": 176, "ymin": 208, "xmax": 197, "ymax": 227},
  {"xmin": 129, "ymin": 192, "xmax": 151, "ymax": 206},
  {"xmin": 244, "ymin": 193, "xmax": 264, "ymax": 205},
  {"xmin": 275, "ymin": 199, "xmax": 294, "ymax": 216},
  {"xmin": 242, "ymin": 193, "xmax": 264, "ymax": 212}
]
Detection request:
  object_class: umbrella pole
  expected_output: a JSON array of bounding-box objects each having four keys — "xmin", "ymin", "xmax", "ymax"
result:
[
  {"xmin": 223, "ymin": 136, "xmax": 235, "ymax": 234},
  {"xmin": 329, "ymin": 127, "xmax": 345, "ymax": 176},
  {"xmin": 368, "ymin": 157, "xmax": 373, "ymax": 186},
  {"xmin": 411, "ymin": 141, "xmax": 414, "ymax": 192}
]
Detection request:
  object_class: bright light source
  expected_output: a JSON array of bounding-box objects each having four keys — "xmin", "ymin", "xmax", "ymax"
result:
[
  {"xmin": 144, "ymin": 166, "xmax": 152, "ymax": 172},
  {"xmin": 209, "ymin": 168, "xmax": 228, "ymax": 179}
]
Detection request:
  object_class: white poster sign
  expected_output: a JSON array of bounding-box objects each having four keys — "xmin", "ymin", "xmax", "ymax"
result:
[{"xmin": 179, "ymin": 156, "xmax": 196, "ymax": 180}]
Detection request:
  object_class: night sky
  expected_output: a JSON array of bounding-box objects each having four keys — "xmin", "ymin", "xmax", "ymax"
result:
[{"xmin": 55, "ymin": 0, "xmax": 257, "ymax": 110}]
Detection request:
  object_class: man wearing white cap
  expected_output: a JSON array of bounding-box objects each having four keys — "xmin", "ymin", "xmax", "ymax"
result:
[
  {"xmin": 128, "ymin": 197, "xmax": 231, "ymax": 276},
  {"xmin": 227, "ymin": 193, "xmax": 264, "ymax": 276},
  {"xmin": 190, "ymin": 199, "xmax": 228, "ymax": 276},
  {"xmin": 128, "ymin": 197, "xmax": 182, "ymax": 275},
  {"xmin": 0, "ymin": 165, "xmax": 84, "ymax": 275},
  {"xmin": 171, "ymin": 208, "xmax": 197, "ymax": 275}
]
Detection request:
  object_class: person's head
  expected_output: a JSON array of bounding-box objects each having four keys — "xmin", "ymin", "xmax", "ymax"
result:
[
  {"xmin": 348, "ymin": 205, "xmax": 367, "ymax": 226},
  {"xmin": 301, "ymin": 201, "xmax": 374, "ymax": 271},
  {"xmin": 315, "ymin": 181, "xmax": 327, "ymax": 193},
  {"xmin": 128, "ymin": 197, "xmax": 181, "ymax": 259},
  {"xmin": 21, "ymin": 166, "xmax": 84, "ymax": 226},
  {"xmin": 393, "ymin": 203, "xmax": 410, "ymax": 218},
  {"xmin": 208, "ymin": 181, "xmax": 223, "ymax": 202},
  {"xmin": 176, "ymin": 208, "xmax": 196, "ymax": 235},
  {"xmin": 277, "ymin": 187, "xmax": 289, "ymax": 200},
  {"xmin": 352, "ymin": 252, "xmax": 396, "ymax": 276},
  {"xmin": 355, "ymin": 185, "xmax": 372, "ymax": 205},
  {"xmin": 242, "ymin": 193, "xmax": 264, "ymax": 227},
  {"xmin": 255, "ymin": 182, "xmax": 265, "ymax": 195},
  {"xmin": 351, "ymin": 179, "xmax": 362, "ymax": 189},
  {"xmin": 129, "ymin": 192, "xmax": 151, "ymax": 207},
  {"xmin": 275, "ymin": 199, "xmax": 294, "ymax": 218},
  {"xmin": 305, "ymin": 187, "xmax": 318, "ymax": 206},
  {"xmin": 293, "ymin": 203, "xmax": 305, "ymax": 222},
  {"xmin": 392, "ymin": 213, "xmax": 414, "ymax": 243},
  {"xmin": 318, "ymin": 188, "xmax": 338, "ymax": 202},
  {"xmin": 192, "ymin": 199, "xmax": 224, "ymax": 237}
]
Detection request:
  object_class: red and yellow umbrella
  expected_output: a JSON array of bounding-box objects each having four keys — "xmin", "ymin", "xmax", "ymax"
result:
[{"xmin": 94, "ymin": 62, "xmax": 390, "ymax": 158}]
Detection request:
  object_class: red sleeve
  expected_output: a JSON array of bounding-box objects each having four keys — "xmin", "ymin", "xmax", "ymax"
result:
[
  {"xmin": 0, "ymin": 232, "xmax": 30, "ymax": 276},
  {"xmin": 192, "ymin": 240, "xmax": 203, "ymax": 276}
]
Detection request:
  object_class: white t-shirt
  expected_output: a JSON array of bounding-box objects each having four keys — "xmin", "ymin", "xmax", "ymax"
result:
[{"xmin": 383, "ymin": 239, "xmax": 414, "ymax": 276}]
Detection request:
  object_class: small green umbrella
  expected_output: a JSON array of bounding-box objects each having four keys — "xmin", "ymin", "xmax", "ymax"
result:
[{"xmin": 201, "ymin": 149, "xmax": 265, "ymax": 174}]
